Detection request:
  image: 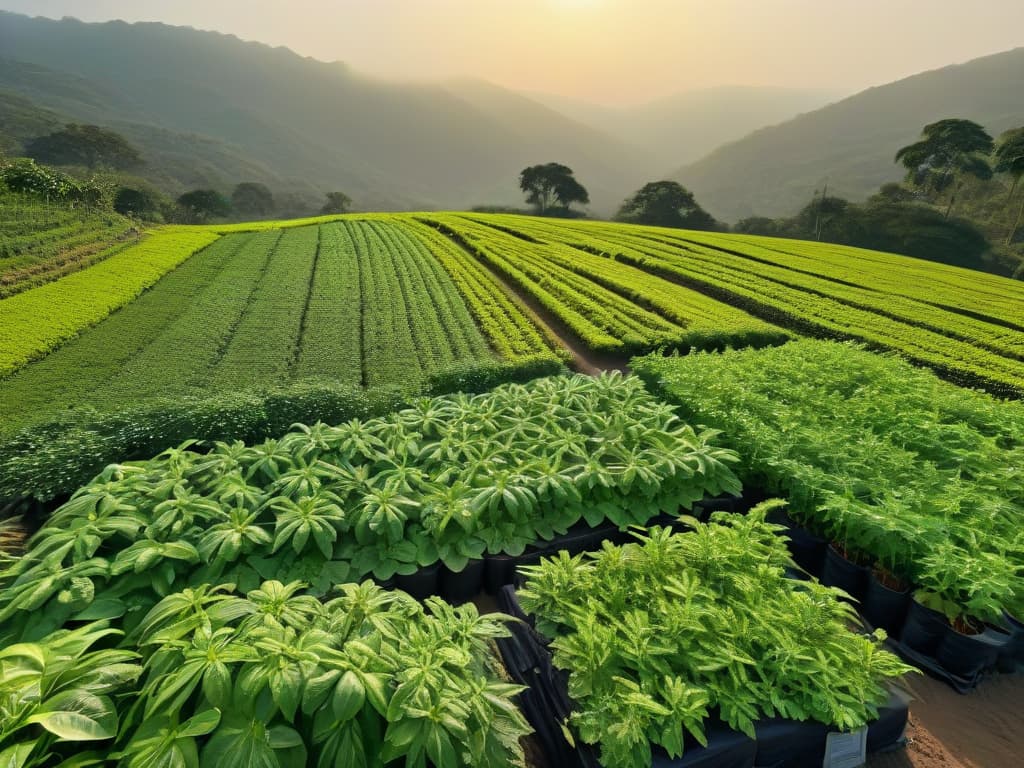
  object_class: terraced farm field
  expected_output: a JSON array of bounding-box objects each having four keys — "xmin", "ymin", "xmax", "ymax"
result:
[
  {"xmin": 2, "ymin": 212, "xmax": 1023, "ymax": 435},
  {"xmin": 430, "ymin": 213, "xmax": 1024, "ymax": 396},
  {"xmin": 0, "ymin": 219, "xmax": 507, "ymax": 429},
  {"xmin": 0, "ymin": 193, "xmax": 134, "ymax": 297}
]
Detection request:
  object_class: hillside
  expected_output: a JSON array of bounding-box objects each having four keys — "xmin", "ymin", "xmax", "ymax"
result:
[
  {"xmin": 672, "ymin": 47, "xmax": 1024, "ymax": 222},
  {"xmin": 530, "ymin": 85, "xmax": 840, "ymax": 168},
  {"xmin": 0, "ymin": 84, "xmax": 305, "ymax": 199},
  {"xmin": 0, "ymin": 11, "xmax": 650, "ymax": 212}
]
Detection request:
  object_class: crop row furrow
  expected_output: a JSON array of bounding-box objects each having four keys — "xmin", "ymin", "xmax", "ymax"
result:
[
  {"xmin": 292, "ymin": 223, "xmax": 362, "ymax": 385},
  {"xmin": 209, "ymin": 227, "xmax": 317, "ymax": 389},
  {"xmin": 408, "ymin": 220, "xmax": 554, "ymax": 358}
]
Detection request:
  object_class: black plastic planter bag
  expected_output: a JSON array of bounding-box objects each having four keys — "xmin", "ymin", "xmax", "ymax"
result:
[
  {"xmin": 898, "ymin": 599, "xmax": 948, "ymax": 657},
  {"xmin": 934, "ymin": 625, "xmax": 1007, "ymax": 681},
  {"xmin": 998, "ymin": 612, "xmax": 1024, "ymax": 671},
  {"xmin": 438, "ymin": 558, "xmax": 484, "ymax": 603},
  {"xmin": 820, "ymin": 546, "xmax": 869, "ymax": 603},
  {"xmin": 753, "ymin": 717, "xmax": 828, "ymax": 767},
  {"xmin": 651, "ymin": 722, "xmax": 756, "ymax": 768},
  {"xmin": 393, "ymin": 561, "xmax": 440, "ymax": 600},
  {"xmin": 862, "ymin": 573, "xmax": 911, "ymax": 637},
  {"xmin": 768, "ymin": 515, "xmax": 826, "ymax": 577}
]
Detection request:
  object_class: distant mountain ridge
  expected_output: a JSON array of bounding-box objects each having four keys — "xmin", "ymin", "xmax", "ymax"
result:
[
  {"xmin": 529, "ymin": 85, "xmax": 842, "ymax": 168},
  {"xmin": 0, "ymin": 11, "xmax": 651, "ymax": 212},
  {"xmin": 0, "ymin": 10, "xmax": 842, "ymax": 214},
  {"xmin": 671, "ymin": 47, "xmax": 1024, "ymax": 222}
]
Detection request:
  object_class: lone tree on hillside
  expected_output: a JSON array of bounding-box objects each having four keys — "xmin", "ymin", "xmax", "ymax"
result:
[
  {"xmin": 895, "ymin": 119, "xmax": 993, "ymax": 217},
  {"xmin": 25, "ymin": 124, "xmax": 143, "ymax": 170},
  {"xmin": 519, "ymin": 163, "xmax": 589, "ymax": 215},
  {"xmin": 231, "ymin": 182, "xmax": 275, "ymax": 217},
  {"xmin": 616, "ymin": 181, "xmax": 718, "ymax": 230},
  {"xmin": 176, "ymin": 189, "xmax": 231, "ymax": 223},
  {"xmin": 114, "ymin": 186, "xmax": 163, "ymax": 219},
  {"xmin": 321, "ymin": 191, "xmax": 352, "ymax": 215},
  {"xmin": 994, "ymin": 127, "xmax": 1024, "ymax": 245},
  {"xmin": 321, "ymin": 191, "xmax": 354, "ymax": 215}
]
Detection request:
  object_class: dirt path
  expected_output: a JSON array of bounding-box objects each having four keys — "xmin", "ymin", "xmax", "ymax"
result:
[
  {"xmin": 866, "ymin": 672, "xmax": 1024, "ymax": 768},
  {"xmin": 442, "ymin": 235, "xmax": 630, "ymax": 375}
]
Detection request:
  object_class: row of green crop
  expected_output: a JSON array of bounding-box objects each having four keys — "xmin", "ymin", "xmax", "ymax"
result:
[
  {"xmin": 353, "ymin": 221, "xmax": 429, "ymax": 385},
  {"xmin": 454, "ymin": 216, "xmax": 683, "ymax": 342},
  {"xmin": 406, "ymin": 220, "xmax": 558, "ymax": 359},
  {"xmin": 520, "ymin": 515, "xmax": 913, "ymax": 768},
  {"xmin": 632, "ymin": 227, "xmax": 1024, "ymax": 360},
  {"xmin": 471, "ymin": 215, "xmax": 790, "ymax": 352},
  {"xmin": 0, "ymin": 221, "xmax": 514, "ymax": 432},
  {"xmin": 721, "ymin": 231, "xmax": 1024, "ymax": 317},
  {"xmin": 1, "ymin": 238, "xmax": 138, "ymax": 300},
  {"xmin": 0, "ymin": 234, "xmax": 262, "ymax": 431},
  {"xmin": 350, "ymin": 221, "xmax": 495, "ymax": 386},
  {"xmin": 425, "ymin": 216, "xmax": 680, "ymax": 354},
  {"xmin": 633, "ymin": 340, "xmax": 1024, "ymax": 624},
  {"xmin": 80, "ymin": 230, "xmax": 282, "ymax": 405},
  {"xmin": 371, "ymin": 221, "xmax": 492, "ymax": 370},
  {"xmin": 0, "ymin": 357, "xmax": 565, "ymax": 505},
  {"xmin": 293, "ymin": 223, "xmax": 363, "ymax": 385},
  {"xmin": 1, "ymin": 373, "xmax": 736, "ymax": 599},
  {"xmin": 556, "ymin": 223, "xmax": 1024, "ymax": 395},
  {"xmin": 0, "ymin": 228, "xmax": 221, "ymax": 378},
  {"xmin": 210, "ymin": 226, "xmax": 319, "ymax": 389}
]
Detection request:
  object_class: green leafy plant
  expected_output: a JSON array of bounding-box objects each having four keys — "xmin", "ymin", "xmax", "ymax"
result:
[
  {"xmin": 634, "ymin": 341, "xmax": 1024, "ymax": 624},
  {"xmin": 519, "ymin": 509, "xmax": 915, "ymax": 768}
]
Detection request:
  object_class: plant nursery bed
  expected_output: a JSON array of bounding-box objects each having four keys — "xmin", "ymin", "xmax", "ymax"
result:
[
  {"xmin": 765, "ymin": 510, "xmax": 1022, "ymax": 693},
  {"xmin": 497, "ymin": 516, "xmax": 918, "ymax": 768}
]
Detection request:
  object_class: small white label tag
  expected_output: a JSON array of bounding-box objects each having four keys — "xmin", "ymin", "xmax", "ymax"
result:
[{"xmin": 823, "ymin": 726, "xmax": 867, "ymax": 768}]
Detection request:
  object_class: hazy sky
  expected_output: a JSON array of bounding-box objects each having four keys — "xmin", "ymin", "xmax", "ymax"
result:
[{"xmin": 2, "ymin": 0, "xmax": 1023, "ymax": 104}]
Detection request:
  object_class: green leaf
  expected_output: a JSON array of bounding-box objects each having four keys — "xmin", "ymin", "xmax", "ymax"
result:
[
  {"xmin": 332, "ymin": 670, "xmax": 365, "ymax": 722},
  {"xmin": 357, "ymin": 672, "xmax": 390, "ymax": 717},
  {"xmin": 27, "ymin": 691, "xmax": 118, "ymax": 741},
  {"xmin": 0, "ymin": 742, "xmax": 36, "ymax": 768},
  {"xmin": 179, "ymin": 709, "xmax": 222, "ymax": 738}
]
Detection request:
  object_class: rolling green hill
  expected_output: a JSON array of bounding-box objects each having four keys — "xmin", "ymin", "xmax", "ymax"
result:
[
  {"xmin": 0, "ymin": 85, "xmax": 302, "ymax": 199},
  {"xmin": 672, "ymin": 47, "xmax": 1024, "ymax": 222}
]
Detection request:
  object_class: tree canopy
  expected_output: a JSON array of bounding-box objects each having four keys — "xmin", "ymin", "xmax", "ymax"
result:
[
  {"xmin": 895, "ymin": 119, "xmax": 993, "ymax": 195},
  {"xmin": 994, "ymin": 128, "xmax": 1024, "ymax": 192},
  {"xmin": 113, "ymin": 186, "xmax": 163, "ymax": 219},
  {"xmin": 736, "ymin": 193, "xmax": 990, "ymax": 271},
  {"xmin": 518, "ymin": 163, "xmax": 589, "ymax": 214},
  {"xmin": 320, "ymin": 191, "xmax": 351, "ymax": 215},
  {"xmin": 615, "ymin": 181, "xmax": 718, "ymax": 230},
  {"xmin": 25, "ymin": 124, "xmax": 143, "ymax": 170},
  {"xmin": 176, "ymin": 189, "xmax": 231, "ymax": 223},
  {"xmin": 231, "ymin": 182, "xmax": 275, "ymax": 217}
]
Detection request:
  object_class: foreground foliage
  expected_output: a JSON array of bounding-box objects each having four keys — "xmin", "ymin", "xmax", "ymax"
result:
[
  {"xmin": 634, "ymin": 340, "xmax": 1024, "ymax": 623},
  {"xmin": 519, "ymin": 514, "xmax": 914, "ymax": 768},
  {"xmin": 0, "ymin": 582, "xmax": 530, "ymax": 768},
  {"xmin": 0, "ymin": 374, "xmax": 739, "ymax": 635}
]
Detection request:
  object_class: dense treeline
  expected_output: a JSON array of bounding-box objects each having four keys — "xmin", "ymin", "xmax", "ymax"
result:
[
  {"xmin": 3, "ymin": 123, "xmax": 353, "ymax": 223},
  {"xmin": 734, "ymin": 119, "xmax": 1024, "ymax": 278}
]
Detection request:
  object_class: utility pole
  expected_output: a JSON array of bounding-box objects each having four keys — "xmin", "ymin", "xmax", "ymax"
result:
[{"xmin": 814, "ymin": 179, "xmax": 828, "ymax": 241}]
